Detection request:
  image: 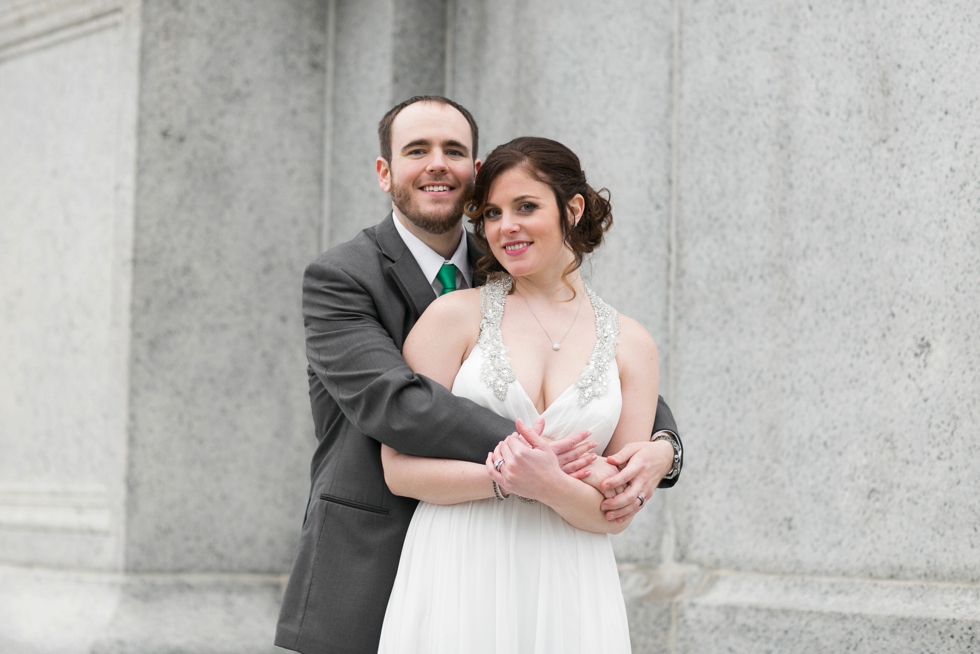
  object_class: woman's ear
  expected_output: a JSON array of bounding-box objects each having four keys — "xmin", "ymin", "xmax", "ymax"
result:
[{"xmin": 568, "ymin": 194, "xmax": 585, "ymax": 225}]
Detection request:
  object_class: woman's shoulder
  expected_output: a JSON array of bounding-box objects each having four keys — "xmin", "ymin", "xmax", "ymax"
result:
[
  {"xmin": 407, "ymin": 288, "xmax": 483, "ymax": 359},
  {"xmin": 614, "ymin": 313, "xmax": 659, "ymax": 365},
  {"xmin": 421, "ymin": 288, "xmax": 482, "ymax": 326}
]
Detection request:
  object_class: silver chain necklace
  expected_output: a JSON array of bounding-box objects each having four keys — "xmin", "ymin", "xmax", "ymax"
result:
[{"xmin": 516, "ymin": 289, "xmax": 585, "ymax": 352}]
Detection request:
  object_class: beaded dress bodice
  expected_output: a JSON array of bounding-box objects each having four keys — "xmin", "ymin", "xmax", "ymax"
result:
[
  {"xmin": 450, "ymin": 276, "xmax": 623, "ymax": 448},
  {"xmin": 476, "ymin": 276, "xmax": 620, "ymax": 406}
]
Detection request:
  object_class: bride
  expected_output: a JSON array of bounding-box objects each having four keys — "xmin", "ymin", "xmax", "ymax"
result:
[{"xmin": 377, "ymin": 136, "xmax": 661, "ymax": 653}]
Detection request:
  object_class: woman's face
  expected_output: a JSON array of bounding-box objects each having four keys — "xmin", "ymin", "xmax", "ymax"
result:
[{"xmin": 481, "ymin": 166, "xmax": 578, "ymax": 280}]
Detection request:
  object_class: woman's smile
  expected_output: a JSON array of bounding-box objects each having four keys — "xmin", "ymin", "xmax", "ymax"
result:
[{"xmin": 502, "ymin": 240, "xmax": 532, "ymax": 255}]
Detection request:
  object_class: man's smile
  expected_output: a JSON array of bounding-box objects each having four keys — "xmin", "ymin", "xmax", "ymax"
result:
[{"xmin": 420, "ymin": 184, "xmax": 454, "ymax": 193}]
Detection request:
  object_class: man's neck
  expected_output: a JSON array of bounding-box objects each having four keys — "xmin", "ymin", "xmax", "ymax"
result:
[{"xmin": 392, "ymin": 207, "xmax": 464, "ymax": 259}]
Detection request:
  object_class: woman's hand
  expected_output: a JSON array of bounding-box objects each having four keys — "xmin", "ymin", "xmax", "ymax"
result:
[
  {"xmin": 513, "ymin": 418, "xmax": 597, "ymax": 478},
  {"xmin": 552, "ymin": 432, "xmax": 598, "ymax": 478},
  {"xmin": 487, "ymin": 420, "xmax": 566, "ymax": 503},
  {"xmin": 599, "ymin": 439, "xmax": 674, "ymax": 521}
]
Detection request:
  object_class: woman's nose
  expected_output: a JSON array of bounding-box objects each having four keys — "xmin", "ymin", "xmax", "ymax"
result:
[{"xmin": 501, "ymin": 213, "xmax": 520, "ymax": 233}]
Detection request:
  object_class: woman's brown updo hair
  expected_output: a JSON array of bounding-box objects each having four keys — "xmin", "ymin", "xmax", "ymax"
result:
[{"xmin": 465, "ymin": 137, "xmax": 613, "ymax": 293}]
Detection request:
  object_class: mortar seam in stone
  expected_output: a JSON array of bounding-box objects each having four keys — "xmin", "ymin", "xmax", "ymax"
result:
[
  {"xmin": 705, "ymin": 567, "xmax": 980, "ymax": 591},
  {"xmin": 443, "ymin": 0, "xmax": 455, "ymax": 99},
  {"xmin": 665, "ymin": 0, "xmax": 682, "ymax": 406},
  {"xmin": 0, "ymin": 564, "xmax": 288, "ymax": 586},
  {"xmin": 320, "ymin": 0, "xmax": 337, "ymax": 252},
  {"xmin": 685, "ymin": 569, "xmax": 980, "ymax": 621},
  {"xmin": 664, "ymin": 0, "xmax": 683, "ymax": 601}
]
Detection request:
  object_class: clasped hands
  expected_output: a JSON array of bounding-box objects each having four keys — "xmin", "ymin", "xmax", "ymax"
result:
[{"xmin": 485, "ymin": 418, "xmax": 668, "ymax": 522}]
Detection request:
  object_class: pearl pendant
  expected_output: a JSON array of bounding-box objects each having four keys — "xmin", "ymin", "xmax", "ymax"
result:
[{"xmin": 552, "ymin": 343, "xmax": 561, "ymax": 351}]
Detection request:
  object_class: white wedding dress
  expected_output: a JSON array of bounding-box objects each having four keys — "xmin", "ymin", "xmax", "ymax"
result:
[{"xmin": 378, "ymin": 277, "xmax": 631, "ymax": 653}]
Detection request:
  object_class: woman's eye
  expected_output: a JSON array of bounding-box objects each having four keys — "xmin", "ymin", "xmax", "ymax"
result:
[
  {"xmin": 483, "ymin": 209, "xmax": 501, "ymax": 220},
  {"xmin": 519, "ymin": 202, "xmax": 537, "ymax": 212}
]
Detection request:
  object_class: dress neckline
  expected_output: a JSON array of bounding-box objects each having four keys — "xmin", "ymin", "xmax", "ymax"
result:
[{"xmin": 477, "ymin": 276, "xmax": 620, "ymax": 411}]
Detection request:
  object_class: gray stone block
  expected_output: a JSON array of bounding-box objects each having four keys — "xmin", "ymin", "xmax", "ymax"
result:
[
  {"xmin": 673, "ymin": 0, "xmax": 980, "ymax": 582},
  {"xmin": 0, "ymin": 564, "xmax": 283, "ymax": 654},
  {"xmin": 620, "ymin": 562, "xmax": 702, "ymax": 654},
  {"xmin": 326, "ymin": 0, "xmax": 398, "ymax": 247},
  {"xmin": 0, "ymin": 0, "xmax": 140, "ymax": 572},
  {"xmin": 676, "ymin": 572, "xmax": 980, "ymax": 653},
  {"xmin": 625, "ymin": 596, "xmax": 673, "ymax": 654},
  {"xmin": 326, "ymin": 0, "xmax": 451, "ymax": 248},
  {"xmin": 391, "ymin": 0, "xmax": 449, "ymax": 102},
  {"xmin": 125, "ymin": 0, "xmax": 325, "ymax": 572}
]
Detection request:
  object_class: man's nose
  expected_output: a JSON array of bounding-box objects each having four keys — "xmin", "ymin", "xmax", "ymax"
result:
[{"xmin": 427, "ymin": 151, "xmax": 448, "ymax": 172}]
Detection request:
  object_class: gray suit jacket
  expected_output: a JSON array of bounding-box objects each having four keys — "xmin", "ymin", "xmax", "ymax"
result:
[{"xmin": 275, "ymin": 214, "xmax": 680, "ymax": 654}]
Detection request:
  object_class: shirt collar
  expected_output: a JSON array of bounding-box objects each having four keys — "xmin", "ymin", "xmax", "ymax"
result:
[{"xmin": 392, "ymin": 213, "xmax": 473, "ymax": 289}]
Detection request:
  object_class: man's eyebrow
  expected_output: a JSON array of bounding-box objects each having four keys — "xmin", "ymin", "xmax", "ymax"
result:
[
  {"xmin": 399, "ymin": 138, "xmax": 470, "ymax": 154},
  {"xmin": 400, "ymin": 139, "xmax": 431, "ymax": 152},
  {"xmin": 441, "ymin": 139, "xmax": 470, "ymax": 153}
]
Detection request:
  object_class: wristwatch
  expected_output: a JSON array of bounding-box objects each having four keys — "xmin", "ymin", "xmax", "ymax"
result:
[{"xmin": 652, "ymin": 430, "xmax": 682, "ymax": 480}]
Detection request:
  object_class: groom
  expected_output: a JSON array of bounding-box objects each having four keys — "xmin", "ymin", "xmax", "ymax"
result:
[{"xmin": 275, "ymin": 96, "xmax": 682, "ymax": 654}]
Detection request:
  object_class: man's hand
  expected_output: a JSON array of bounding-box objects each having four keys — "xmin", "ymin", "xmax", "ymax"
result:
[
  {"xmin": 577, "ymin": 457, "xmax": 625, "ymax": 498},
  {"xmin": 599, "ymin": 439, "xmax": 674, "ymax": 522}
]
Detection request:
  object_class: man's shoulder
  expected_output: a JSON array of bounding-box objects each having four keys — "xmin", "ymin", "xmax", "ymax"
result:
[{"xmin": 306, "ymin": 218, "xmax": 390, "ymax": 274}]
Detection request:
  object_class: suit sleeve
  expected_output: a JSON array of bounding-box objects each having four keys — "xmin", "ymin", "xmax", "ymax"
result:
[
  {"xmin": 303, "ymin": 258, "xmax": 512, "ymax": 464},
  {"xmin": 653, "ymin": 395, "xmax": 683, "ymax": 488}
]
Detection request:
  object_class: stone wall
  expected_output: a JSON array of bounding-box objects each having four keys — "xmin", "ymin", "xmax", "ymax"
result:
[
  {"xmin": 1, "ymin": 0, "xmax": 977, "ymax": 652},
  {"xmin": 668, "ymin": 2, "xmax": 980, "ymax": 650}
]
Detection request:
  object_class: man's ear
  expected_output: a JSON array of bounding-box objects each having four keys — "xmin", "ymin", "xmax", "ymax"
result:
[
  {"xmin": 568, "ymin": 193, "xmax": 585, "ymax": 225},
  {"xmin": 474, "ymin": 158, "xmax": 482, "ymax": 176},
  {"xmin": 377, "ymin": 157, "xmax": 392, "ymax": 193}
]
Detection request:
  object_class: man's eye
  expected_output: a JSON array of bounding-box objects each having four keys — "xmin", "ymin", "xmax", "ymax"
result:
[
  {"xmin": 446, "ymin": 149, "xmax": 464, "ymax": 157},
  {"xmin": 408, "ymin": 149, "xmax": 425, "ymax": 156}
]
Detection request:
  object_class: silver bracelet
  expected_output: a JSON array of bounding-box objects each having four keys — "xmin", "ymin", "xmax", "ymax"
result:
[
  {"xmin": 492, "ymin": 480, "xmax": 535, "ymax": 504},
  {"xmin": 652, "ymin": 431, "xmax": 682, "ymax": 480}
]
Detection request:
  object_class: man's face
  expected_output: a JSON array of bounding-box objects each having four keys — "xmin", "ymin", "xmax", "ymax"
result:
[{"xmin": 377, "ymin": 102, "xmax": 479, "ymax": 235}]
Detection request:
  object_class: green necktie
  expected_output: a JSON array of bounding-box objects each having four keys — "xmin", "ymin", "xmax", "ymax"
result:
[{"xmin": 436, "ymin": 263, "xmax": 458, "ymax": 296}]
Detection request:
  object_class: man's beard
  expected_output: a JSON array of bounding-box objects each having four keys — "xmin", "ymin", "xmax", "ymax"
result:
[{"xmin": 391, "ymin": 178, "xmax": 474, "ymax": 235}]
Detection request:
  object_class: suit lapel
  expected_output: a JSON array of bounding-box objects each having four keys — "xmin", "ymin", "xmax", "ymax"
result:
[
  {"xmin": 466, "ymin": 231, "xmax": 486, "ymax": 287},
  {"xmin": 376, "ymin": 213, "xmax": 437, "ymax": 321}
]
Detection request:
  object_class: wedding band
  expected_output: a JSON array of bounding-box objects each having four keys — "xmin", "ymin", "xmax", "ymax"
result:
[
  {"xmin": 637, "ymin": 494, "xmax": 645, "ymax": 507},
  {"xmin": 494, "ymin": 458, "xmax": 505, "ymax": 471}
]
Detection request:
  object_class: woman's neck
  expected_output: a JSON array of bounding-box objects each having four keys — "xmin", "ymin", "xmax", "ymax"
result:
[{"xmin": 511, "ymin": 269, "xmax": 585, "ymax": 303}]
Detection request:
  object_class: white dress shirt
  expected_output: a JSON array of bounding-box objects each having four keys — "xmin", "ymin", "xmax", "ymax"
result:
[{"xmin": 392, "ymin": 214, "xmax": 473, "ymax": 296}]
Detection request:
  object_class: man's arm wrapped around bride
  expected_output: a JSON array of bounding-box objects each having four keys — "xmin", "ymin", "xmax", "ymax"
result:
[{"xmin": 382, "ymin": 286, "xmax": 665, "ymax": 535}]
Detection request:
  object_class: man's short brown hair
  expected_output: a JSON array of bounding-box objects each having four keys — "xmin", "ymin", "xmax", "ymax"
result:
[{"xmin": 378, "ymin": 96, "xmax": 479, "ymax": 163}]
